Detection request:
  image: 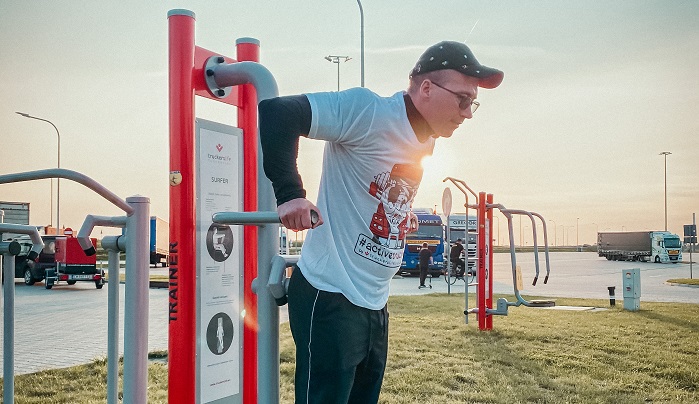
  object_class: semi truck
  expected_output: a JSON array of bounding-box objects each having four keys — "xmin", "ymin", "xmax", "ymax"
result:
[
  {"xmin": 150, "ymin": 216, "xmax": 169, "ymax": 267},
  {"xmin": 597, "ymin": 231, "xmax": 682, "ymax": 263},
  {"xmin": 446, "ymin": 214, "xmax": 477, "ymax": 274},
  {"xmin": 400, "ymin": 209, "xmax": 445, "ymax": 277},
  {"xmin": 0, "ymin": 200, "xmax": 30, "ymax": 225}
]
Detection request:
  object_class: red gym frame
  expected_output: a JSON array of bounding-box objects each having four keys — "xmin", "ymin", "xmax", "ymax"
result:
[
  {"xmin": 168, "ymin": 11, "xmax": 259, "ymax": 404},
  {"xmin": 476, "ymin": 192, "xmax": 495, "ymax": 330}
]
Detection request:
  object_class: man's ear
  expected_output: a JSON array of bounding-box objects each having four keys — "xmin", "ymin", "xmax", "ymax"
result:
[{"xmin": 419, "ymin": 79, "xmax": 432, "ymax": 98}]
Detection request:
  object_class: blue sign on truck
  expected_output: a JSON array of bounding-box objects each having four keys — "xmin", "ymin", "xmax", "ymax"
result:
[{"xmin": 150, "ymin": 216, "xmax": 169, "ymax": 267}]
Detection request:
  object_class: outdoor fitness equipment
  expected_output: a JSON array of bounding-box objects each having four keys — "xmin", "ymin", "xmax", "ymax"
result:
[
  {"xmin": 444, "ymin": 177, "xmax": 554, "ymax": 331},
  {"xmin": 168, "ymin": 9, "xmax": 282, "ymax": 404},
  {"xmin": 0, "ymin": 169, "xmax": 150, "ymax": 404},
  {"xmin": 1, "ymin": 223, "xmax": 42, "ymax": 404}
]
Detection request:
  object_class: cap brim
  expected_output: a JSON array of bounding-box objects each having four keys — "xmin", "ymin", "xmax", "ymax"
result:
[{"xmin": 474, "ymin": 67, "xmax": 504, "ymax": 89}]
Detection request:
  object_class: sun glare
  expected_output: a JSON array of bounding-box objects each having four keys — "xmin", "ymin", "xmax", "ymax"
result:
[{"xmin": 420, "ymin": 155, "xmax": 434, "ymax": 171}]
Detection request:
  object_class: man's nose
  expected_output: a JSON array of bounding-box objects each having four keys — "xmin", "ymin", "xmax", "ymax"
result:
[{"xmin": 460, "ymin": 107, "xmax": 473, "ymax": 119}]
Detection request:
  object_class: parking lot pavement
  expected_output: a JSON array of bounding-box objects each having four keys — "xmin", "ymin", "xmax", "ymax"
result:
[
  {"xmin": 2, "ymin": 252, "xmax": 695, "ymax": 376},
  {"xmin": 391, "ymin": 252, "xmax": 699, "ymax": 304},
  {"xmin": 0, "ymin": 277, "xmax": 289, "ymax": 376},
  {"xmin": 1, "ymin": 280, "xmax": 170, "ymax": 376}
]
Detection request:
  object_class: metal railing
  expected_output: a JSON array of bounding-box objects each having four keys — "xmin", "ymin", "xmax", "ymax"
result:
[{"xmin": 0, "ymin": 169, "xmax": 150, "ymax": 403}]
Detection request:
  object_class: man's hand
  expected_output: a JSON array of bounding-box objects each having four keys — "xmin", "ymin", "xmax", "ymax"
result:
[
  {"xmin": 407, "ymin": 211, "xmax": 419, "ymax": 234},
  {"xmin": 278, "ymin": 198, "xmax": 324, "ymax": 231}
]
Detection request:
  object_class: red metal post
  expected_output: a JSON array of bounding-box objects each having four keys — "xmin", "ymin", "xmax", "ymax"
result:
[
  {"xmin": 485, "ymin": 193, "xmax": 494, "ymax": 330},
  {"xmin": 477, "ymin": 192, "xmax": 487, "ymax": 330},
  {"xmin": 237, "ymin": 38, "xmax": 260, "ymax": 404},
  {"xmin": 167, "ymin": 10, "xmax": 196, "ymax": 404}
]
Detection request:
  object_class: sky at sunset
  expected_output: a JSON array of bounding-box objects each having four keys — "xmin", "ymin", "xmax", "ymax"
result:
[{"xmin": 1, "ymin": 1, "xmax": 697, "ymax": 245}]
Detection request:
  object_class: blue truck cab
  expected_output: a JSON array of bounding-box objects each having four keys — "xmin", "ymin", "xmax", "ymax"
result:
[{"xmin": 400, "ymin": 209, "xmax": 445, "ymax": 277}]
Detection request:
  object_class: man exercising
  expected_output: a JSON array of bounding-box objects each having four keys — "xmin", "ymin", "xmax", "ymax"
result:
[{"xmin": 260, "ymin": 40, "xmax": 503, "ymax": 403}]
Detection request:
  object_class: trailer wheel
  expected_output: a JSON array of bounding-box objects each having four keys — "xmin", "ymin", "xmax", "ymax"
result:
[
  {"xmin": 67, "ymin": 280, "xmax": 77, "ymax": 285},
  {"xmin": 96, "ymin": 281, "xmax": 103, "ymax": 289},
  {"xmin": 45, "ymin": 281, "xmax": 53, "ymax": 290},
  {"xmin": 24, "ymin": 269, "xmax": 35, "ymax": 286},
  {"xmin": 654, "ymin": 256, "xmax": 660, "ymax": 263}
]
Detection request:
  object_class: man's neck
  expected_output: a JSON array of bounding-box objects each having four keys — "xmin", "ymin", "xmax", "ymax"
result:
[{"xmin": 403, "ymin": 93, "xmax": 434, "ymax": 142}]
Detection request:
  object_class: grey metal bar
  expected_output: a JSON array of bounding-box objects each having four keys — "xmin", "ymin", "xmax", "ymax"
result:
[
  {"xmin": 501, "ymin": 212, "xmax": 524, "ymax": 306},
  {"xmin": 208, "ymin": 59, "xmax": 282, "ymax": 403},
  {"xmin": 208, "ymin": 61, "xmax": 279, "ymax": 102},
  {"xmin": 106, "ymin": 247, "xmax": 121, "ymax": 404},
  {"xmin": 1, "ymin": 224, "xmax": 42, "ymax": 404},
  {"xmin": 500, "ymin": 210, "xmax": 554, "ymax": 307},
  {"xmin": 77, "ymin": 215, "xmax": 127, "ymax": 404},
  {"xmin": 268, "ymin": 255, "xmax": 300, "ymax": 305},
  {"xmin": 122, "ymin": 196, "xmax": 150, "ymax": 403},
  {"xmin": 77, "ymin": 215, "xmax": 127, "ymax": 253},
  {"xmin": 212, "ymin": 211, "xmax": 280, "ymax": 225},
  {"xmin": 530, "ymin": 212, "xmax": 551, "ymax": 284},
  {"xmin": 501, "ymin": 209, "xmax": 540, "ymax": 286},
  {"xmin": 3, "ymin": 253, "xmax": 15, "ymax": 404},
  {"xmin": 443, "ymin": 178, "xmax": 477, "ymax": 323},
  {"xmin": 101, "ymin": 235, "xmax": 126, "ymax": 404},
  {"xmin": 0, "ymin": 224, "xmax": 43, "ymax": 259},
  {"xmin": 0, "ymin": 169, "xmax": 133, "ymax": 215}
]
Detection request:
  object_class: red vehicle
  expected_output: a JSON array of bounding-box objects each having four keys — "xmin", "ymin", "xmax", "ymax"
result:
[{"xmin": 19, "ymin": 231, "xmax": 103, "ymax": 290}]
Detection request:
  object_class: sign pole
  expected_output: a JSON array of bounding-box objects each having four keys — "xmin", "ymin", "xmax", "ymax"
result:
[
  {"xmin": 685, "ymin": 216, "xmax": 697, "ymax": 280},
  {"xmin": 442, "ymin": 187, "xmax": 452, "ymax": 295}
]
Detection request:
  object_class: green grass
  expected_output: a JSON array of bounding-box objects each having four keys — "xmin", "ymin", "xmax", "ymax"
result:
[
  {"xmin": 667, "ymin": 278, "xmax": 699, "ymax": 286},
  {"xmin": 3, "ymin": 294, "xmax": 698, "ymax": 403}
]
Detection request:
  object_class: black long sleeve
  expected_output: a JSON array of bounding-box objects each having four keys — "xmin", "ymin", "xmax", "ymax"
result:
[{"xmin": 259, "ymin": 95, "xmax": 312, "ymax": 206}]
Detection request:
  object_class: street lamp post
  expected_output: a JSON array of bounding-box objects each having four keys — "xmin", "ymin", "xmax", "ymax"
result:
[
  {"xmin": 592, "ymin": 222, "xmax": 599, "ymax": 244},
  {"xmin": 16, "ymin": 112, "xmax": 61, "ymax": 232},
  {"xmin": 576, "ymin": 217, "xmax": 580, "ymax": 248},
  {"xmin": 356, "ymin": 0, "xmax": 364, "ymax": 87},
  {"xmin": 559, "ymin": 224, "xmax": 564, "ymax": 246},
  {"xmin": 519, "ymin": 215, "xmax": 522, "ymax": 247},
  {"xmin": 493, "ymin": 215, "xmax": 499, "ymax": 246},
  {"xmin": 659, "ymin": 151, "xmax": 671, "ymax": 231},
  {"xmin": 549, "ymin": 220, "xmax": 556, "ymax": 246},
  {"xmin": 567, "ymin": 226, "xmax": 575, "ymax": 247},
  {"xmin": 324, "ymin": 55, "xmax": 352, "ymax": 91}
]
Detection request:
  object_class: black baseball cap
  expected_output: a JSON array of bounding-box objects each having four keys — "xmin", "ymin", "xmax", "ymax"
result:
[{"xmin": 410, "ymin": 41, "xmax": 504, "ymax": 89}]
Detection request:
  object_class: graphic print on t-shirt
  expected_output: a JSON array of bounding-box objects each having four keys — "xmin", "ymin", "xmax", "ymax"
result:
[{"xmin": 355, "ymin": 163, "xmax": 422, "ymax": 267}]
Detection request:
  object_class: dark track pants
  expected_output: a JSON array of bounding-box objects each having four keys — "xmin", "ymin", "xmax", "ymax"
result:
[
  {"xmin": 287, "ymin": 268, "xmax": 388, "ymax": 404},
  {"xmin": 419, "ymin": 264, "xmax": 428, "ymax": 286}
]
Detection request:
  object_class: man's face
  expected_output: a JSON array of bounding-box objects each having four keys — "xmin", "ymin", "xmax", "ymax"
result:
[{"xmin": 421, "ymin": 71, "xmax": 480, "ymax": 138}]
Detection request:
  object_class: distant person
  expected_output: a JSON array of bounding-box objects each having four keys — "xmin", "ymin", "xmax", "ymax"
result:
[
  {"xmin": 260, "ymin": 40, "xmax": 502, "ymax": 403},
  {"xmin": 450, "ymin": 238, "xmax": 465, "ymax": 276},
  {"xmin": 418, "ymin": 242, "xmax": 432, "ymax": 288}
]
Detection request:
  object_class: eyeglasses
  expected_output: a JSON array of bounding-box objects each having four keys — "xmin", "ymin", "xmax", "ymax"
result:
[{"xmin": 430, "ymin": 81, "xmax": 480, "ymax": 113}]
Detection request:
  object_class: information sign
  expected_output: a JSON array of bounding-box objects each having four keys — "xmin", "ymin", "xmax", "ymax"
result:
[{"xmin": 196, "ymin": 118, "xmax": 244, "ymax": 404}]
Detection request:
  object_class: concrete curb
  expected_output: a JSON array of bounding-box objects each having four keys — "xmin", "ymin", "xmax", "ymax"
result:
[
  {"xmin": 665, "ymin": 282, "xmax": 699, "ymax": 288},
  {"xmin": 104, "ymin": 279, "xmax": 169, "ymax": 288}
]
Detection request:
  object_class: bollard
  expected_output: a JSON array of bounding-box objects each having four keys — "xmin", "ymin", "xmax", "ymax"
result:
[{"xmin": 607, "ymin": 286, "xmax": 616, "ymax": 306}]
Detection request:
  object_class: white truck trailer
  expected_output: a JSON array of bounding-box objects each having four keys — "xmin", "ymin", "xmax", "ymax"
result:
[
  {"xmin": 597, "ymin": 231, "xmax": 682, "ymax": 263},
  {"xmin": 447, "ymin": 214, "xmax": 477, "ymax": 272}
]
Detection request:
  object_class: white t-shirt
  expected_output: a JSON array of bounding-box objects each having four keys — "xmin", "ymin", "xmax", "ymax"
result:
[{"xmin": 299, "ymin": 88, "xmax": 435, "ymax": 309}]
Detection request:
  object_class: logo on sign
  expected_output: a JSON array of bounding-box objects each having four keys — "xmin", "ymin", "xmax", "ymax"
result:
[{"xmin": 216, "ymin": 143, "xmax": 223, "ymax": 152}]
